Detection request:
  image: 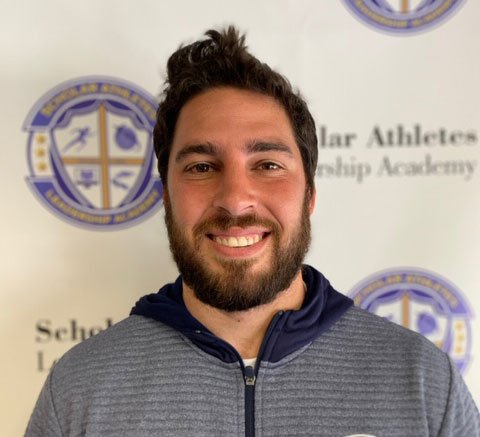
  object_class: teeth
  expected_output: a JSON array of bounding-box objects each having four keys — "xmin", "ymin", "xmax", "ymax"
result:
[{"xmin": 214, "ymin": 234, "xmax": 262, "ymax": 247}]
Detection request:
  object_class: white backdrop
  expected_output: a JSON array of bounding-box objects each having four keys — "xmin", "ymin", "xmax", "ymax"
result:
[{"xmin": 1, "ymin": 1, "xmax": 479, "ymax": 435}]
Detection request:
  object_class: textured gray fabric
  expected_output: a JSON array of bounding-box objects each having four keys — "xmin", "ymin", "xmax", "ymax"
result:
[
  {"xmin": 256, "ymin": 307, "xmax": 479, "ymax": 436},
  {"xmin": 26, "ymin": 307, "xmax": 480, "ymax": 437}
]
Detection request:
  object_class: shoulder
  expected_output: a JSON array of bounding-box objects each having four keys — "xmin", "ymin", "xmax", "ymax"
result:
[
  {"xmin": 334, "ymin": 305, "xmax": 449, "ymax": 360},
  {"xmin": 305, "ymin": 306, "xmax": 458, "ymax": 432},
  {"xmin": 309, "ymin": 305, "xmax": 453, "ymax": 388},
  {"xmin": 60, "ymin": 315, "xmax": 175, "ymax": 352},
  {"xmin": 335, "ymin": 308, "xmax": 480, "ymax": 435},
  {"xmin": 50, "ymin": 315, "xmax": 185, "ymax": 383}
]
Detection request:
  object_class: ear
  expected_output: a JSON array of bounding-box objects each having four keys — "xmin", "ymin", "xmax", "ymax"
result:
[{"xmin": 308, "ymin": 186, "xmax": 316, "ymax": 214}]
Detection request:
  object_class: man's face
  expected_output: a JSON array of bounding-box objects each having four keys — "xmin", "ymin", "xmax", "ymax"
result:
[{"xmin": 165, "ymin": 87, "xmax": 315, "ymax": 312}]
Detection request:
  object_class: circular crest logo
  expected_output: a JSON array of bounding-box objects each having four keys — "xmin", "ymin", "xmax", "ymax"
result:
[
  {"xmin": 349, "ymin": 268, "xmax": 473, "ymax": 373},
  {"xmin": 342, "ymin": 0, "xmax": 466, "ymax": 34},
  {"xmin": 24, "ymin": 76, "xmax": 162, "ymax": 230}
]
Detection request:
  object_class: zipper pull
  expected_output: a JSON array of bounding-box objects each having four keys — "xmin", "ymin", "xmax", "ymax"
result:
[{"xmin": 244, "ymin": 365, "xmax": 256, "ymax": 386}]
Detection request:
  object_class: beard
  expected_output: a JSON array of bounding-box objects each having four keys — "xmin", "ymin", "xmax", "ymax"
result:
[{"xmin": 164, "ymin": 193, "xmax": 311, "ymax": 312}]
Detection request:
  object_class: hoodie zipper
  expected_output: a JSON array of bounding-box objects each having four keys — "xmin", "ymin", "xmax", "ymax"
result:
[
  {"xmin": 244, "ymin": 365, "xmax": 256, "ymax": 437},
  {"xmin": 190, "ymin": 310, "xmax": 285, "ymax": 437},
  {"xmin": 242, "ymin": 310, "xmax": 285, "ymax": 437}
]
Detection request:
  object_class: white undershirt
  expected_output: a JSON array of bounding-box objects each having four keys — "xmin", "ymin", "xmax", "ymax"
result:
[{"xmin": 243, "ymin": 357, "xmax": 257, "ymax": 368}]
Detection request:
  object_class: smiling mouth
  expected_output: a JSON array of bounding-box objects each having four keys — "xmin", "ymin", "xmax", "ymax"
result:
[{"xmin": 208, "ymin": 233, "xmax": 269, "ymax": 248}]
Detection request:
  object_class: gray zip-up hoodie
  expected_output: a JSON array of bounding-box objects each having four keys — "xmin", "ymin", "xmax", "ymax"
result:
[{"xmin": 26, "ymin": 266, "xmax": 479, "ymax": 436}]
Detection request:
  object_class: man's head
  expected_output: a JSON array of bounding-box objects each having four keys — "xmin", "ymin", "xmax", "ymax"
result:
[
  {"xmin": 153, "ymin": 26, "xmax": 317, "ymax": 192},
  {"xmin": 154, "ymin": 27, "xmax": 318, "ymax": 312}
]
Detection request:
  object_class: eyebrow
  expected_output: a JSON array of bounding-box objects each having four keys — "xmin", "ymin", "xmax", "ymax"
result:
[
  {"xmin": 174, "ymin": 140, "xmax": 294, "ymax": 163},
  {"xmin": 245, "ymin": 141, "xmax": 294, "ymax": 155},
  {"xmin": 175, "ymin": 143, "xmax": 219, "ymax": 162}
]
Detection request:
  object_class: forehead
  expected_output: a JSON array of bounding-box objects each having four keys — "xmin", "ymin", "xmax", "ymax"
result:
[{"xmin": 172, "ymin": 87, "xmax": 298, "ymax": 152}]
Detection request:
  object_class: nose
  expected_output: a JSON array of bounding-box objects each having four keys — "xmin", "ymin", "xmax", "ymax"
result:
[{"xmin": 212, "ymin": 168, "xmax": 257, "ymax": 216}]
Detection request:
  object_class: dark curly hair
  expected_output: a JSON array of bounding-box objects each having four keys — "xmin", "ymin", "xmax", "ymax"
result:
[{"xmin": 153, "ymin": 26, "xmax": 317, "ymax": 190}]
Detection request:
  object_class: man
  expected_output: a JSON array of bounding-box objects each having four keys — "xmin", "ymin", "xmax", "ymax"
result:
[{"xmin": 27, "ymin": 27, "xmax": 479, "ymax": 437}]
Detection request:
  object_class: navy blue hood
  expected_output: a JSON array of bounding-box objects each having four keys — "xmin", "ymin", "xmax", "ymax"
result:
[{"xmin": 131, "ymin": 265, "xmax": 353, "ymax": 364}]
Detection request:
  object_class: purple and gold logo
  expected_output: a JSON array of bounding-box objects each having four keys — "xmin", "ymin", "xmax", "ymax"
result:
[
  {"xmin": 349, "ymin": 268, "xmax": 473, "ymax": 373},
  {"xmin": 24, "ymin": 76, "xmax": 162, "ymax": 230},
  {"xmin": 342, "ymin": 0, "xmax": 466, "ymax": 34}
]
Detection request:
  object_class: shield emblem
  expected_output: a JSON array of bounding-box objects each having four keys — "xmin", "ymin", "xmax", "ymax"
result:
[
  {"xmin": 366, "ymin": 289, "xmax": 450, "ymax": 350},
  {"xmin": 350, "ymin": 268, "xmax": 473, "ymax": 373},
  {"xmin": 50, "ymin": 99, "xmax": 150, "ymax": 210}
]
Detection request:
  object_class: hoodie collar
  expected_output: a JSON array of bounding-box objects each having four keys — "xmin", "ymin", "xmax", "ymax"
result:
[{"xmin": 131, "ymin": 265, "xmax": 353, "ymax": 364}]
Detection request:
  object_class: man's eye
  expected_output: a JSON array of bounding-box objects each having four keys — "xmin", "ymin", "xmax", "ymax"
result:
[
  {"xmin": 258, "ymin": 162, "xmax": 281, "ymax": 170},
  {"xmin": 187, "ymin": 163, "xmax": 213, "ymax": 173}
]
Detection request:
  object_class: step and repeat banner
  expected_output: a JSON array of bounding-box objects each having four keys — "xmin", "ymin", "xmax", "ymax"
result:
[{"xmin": 1, "ymin": 1, "xmax": 479, "ymax": 435}]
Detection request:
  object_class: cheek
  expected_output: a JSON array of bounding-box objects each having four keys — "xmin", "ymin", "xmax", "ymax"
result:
[
  {"xmin": 264, "ymin": 186, "xmax": 306, "ymax": 225},
  {"xmin": 281, "ymin": 173, "xmax": 307, "ymax": 199},
  {"xmin": 167, "ymin": 184, "xmax": 209, "ymax": 228}
]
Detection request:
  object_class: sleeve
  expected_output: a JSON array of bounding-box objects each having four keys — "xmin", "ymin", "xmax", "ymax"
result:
[
  {"xmin": 438, "ymin": 356, "xmax": 480, "ymax": 437},
  {"xmin": 24, "ymin": 371, "xmax": 63, "ymax": 437}
]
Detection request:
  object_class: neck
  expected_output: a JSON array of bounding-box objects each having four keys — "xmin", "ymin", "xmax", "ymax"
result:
[{"xmin": 182, "ymin": 271, "xmax": 305, "ymax": 359}]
